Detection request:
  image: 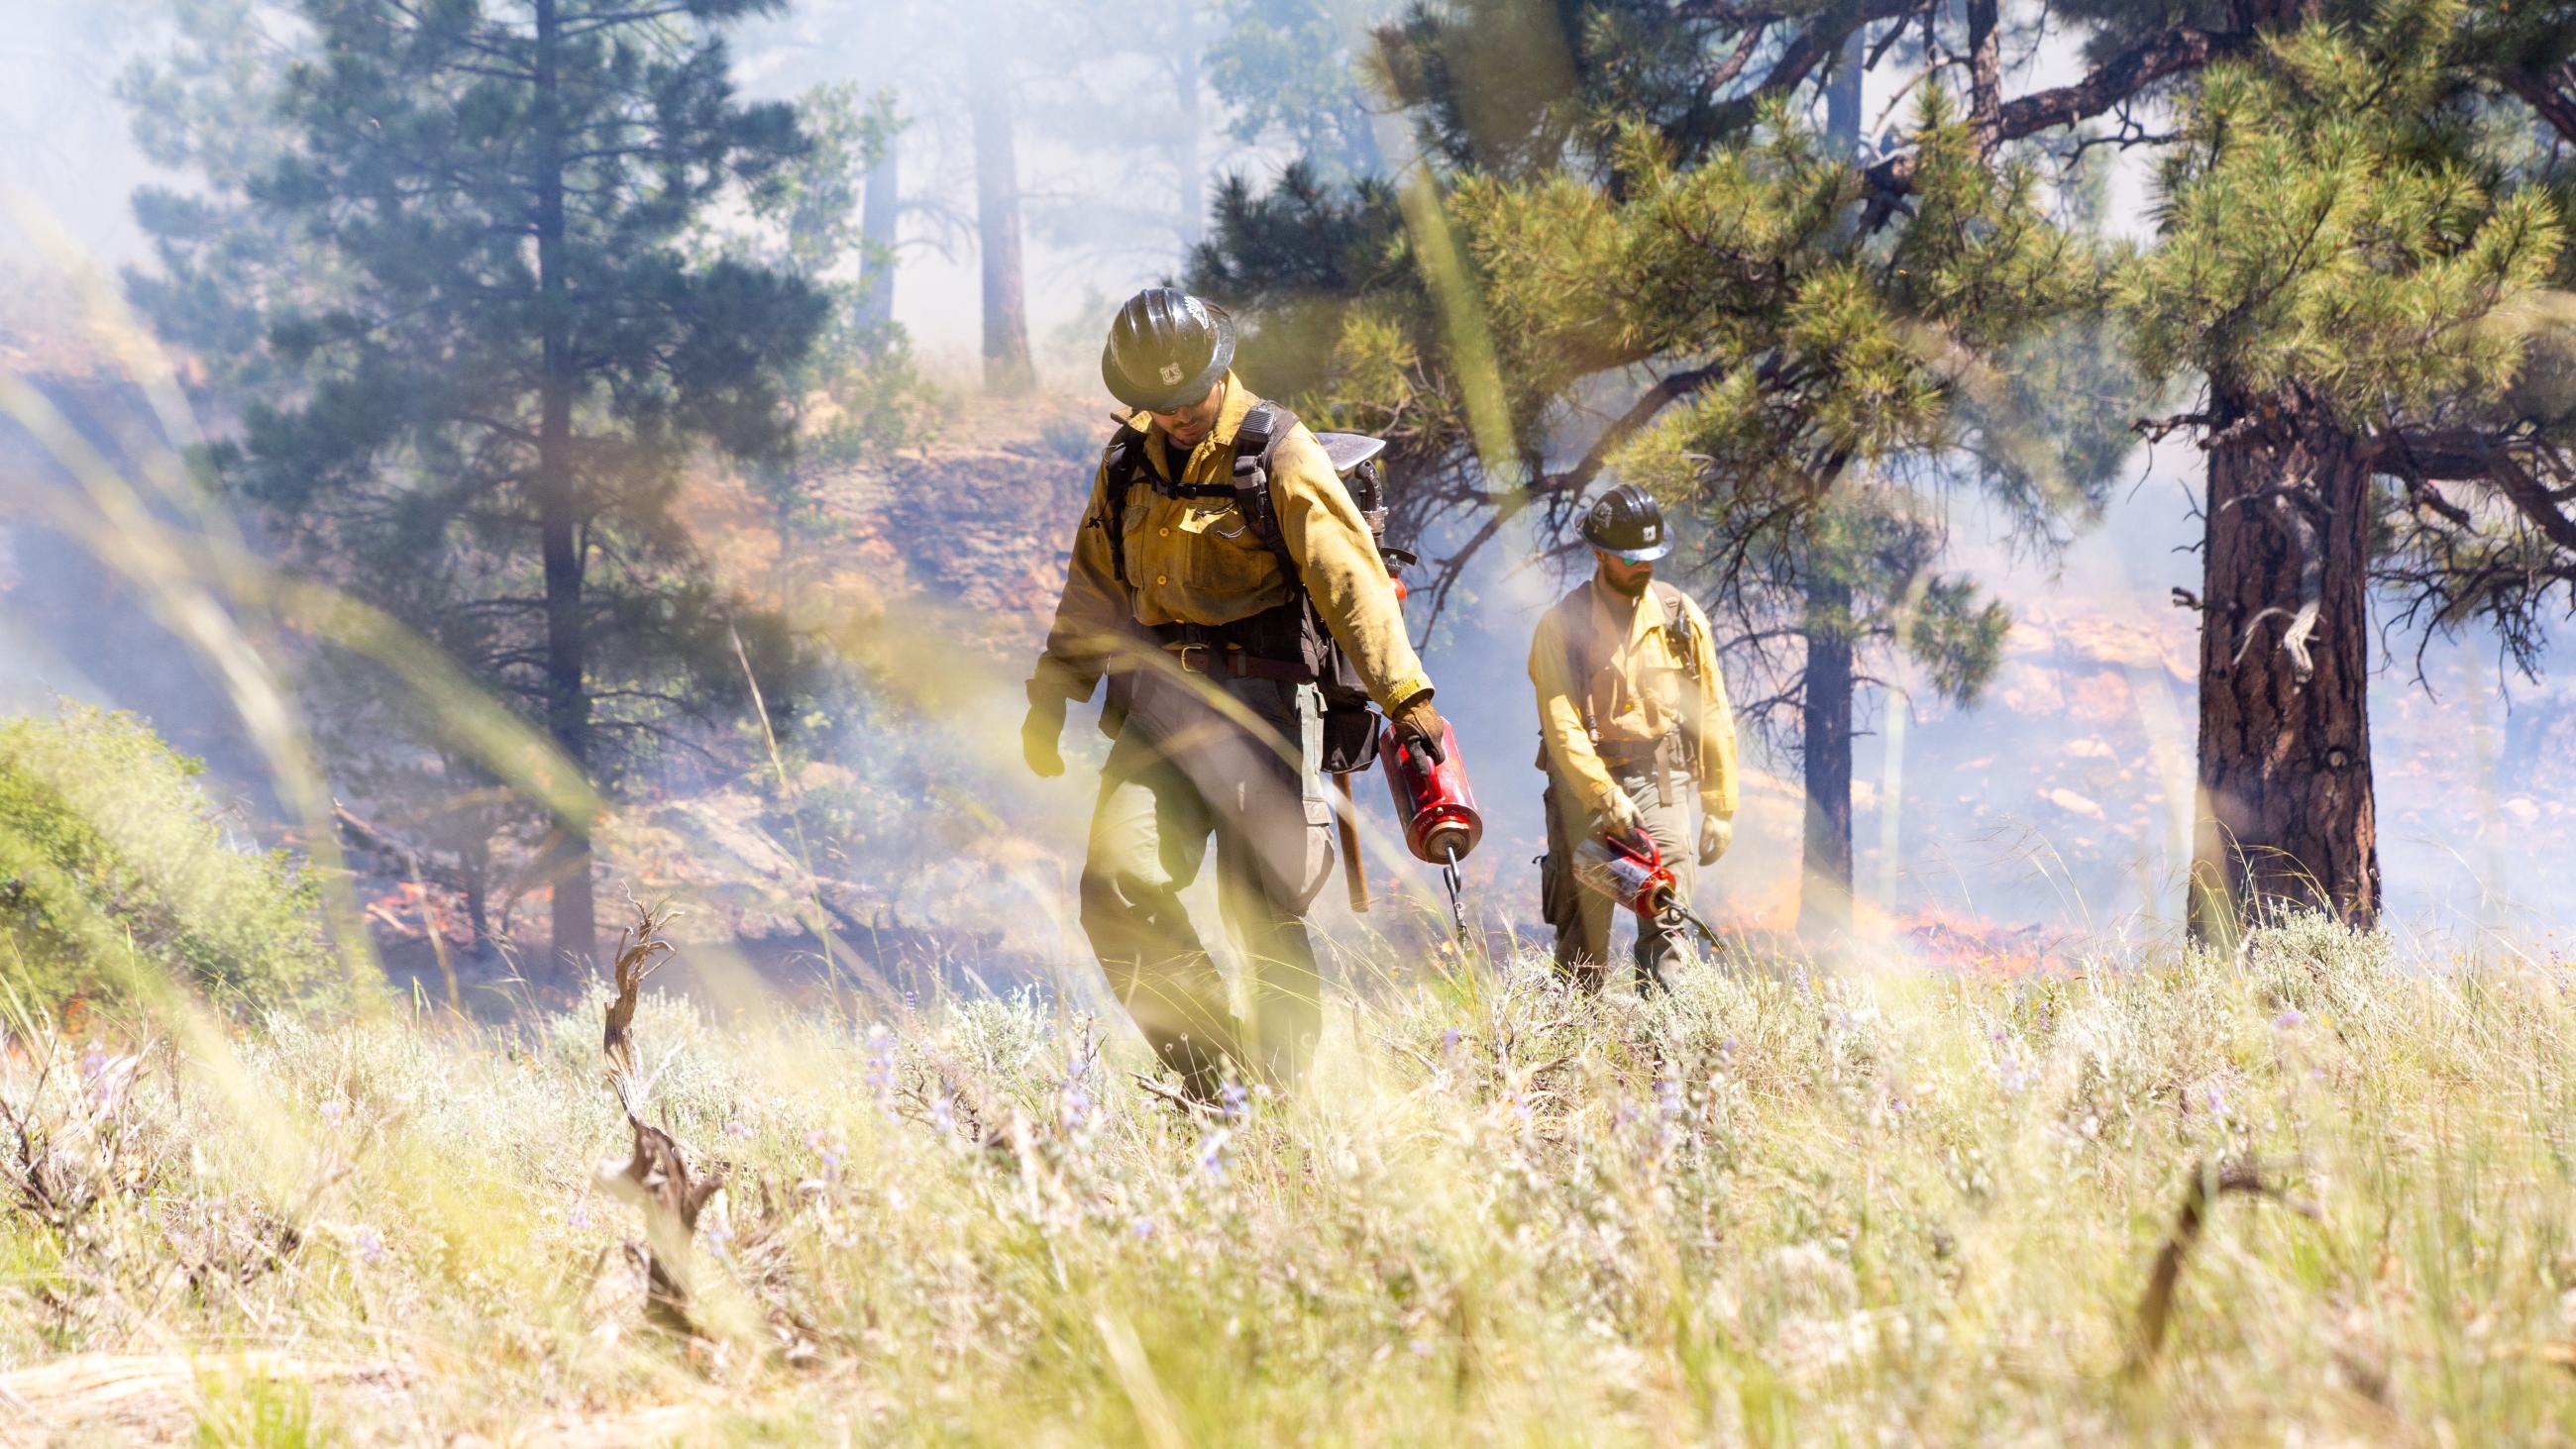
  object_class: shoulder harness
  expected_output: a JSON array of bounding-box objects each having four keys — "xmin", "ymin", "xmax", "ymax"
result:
[
  {"xmin": 1093, "ymin": 400, "xmax": 1300, "ymax": 590},
  {"xmin": 1555, "ymin": 577, "xmax": 1705, "ymax": 744},
  {"xmin": 1654, "ymin": 580, "xmax": 1704, "ymax": 681}
]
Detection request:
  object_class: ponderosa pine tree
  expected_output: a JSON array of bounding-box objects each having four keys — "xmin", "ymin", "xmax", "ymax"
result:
[
  {"xmin": 1196, "ymin": 0, "xmax": 2166, "ymax": 936},
  {"xmin": 2121, "ymin": 0, "xmax": 2576, "ymax": 939},
  {"xmin": 210, "ymin": 0, "xmax": 825, "ymax": 969}
]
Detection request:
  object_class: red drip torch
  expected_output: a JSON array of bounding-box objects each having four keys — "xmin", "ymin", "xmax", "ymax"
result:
[
  {"xmin": 1380, "ymin": 717, "xmax": 1481, "ymax": 945},
  {"xmin": 1569, "ymin": 831, "xmax": 1677, "ymax": 918},
  {"xmin": 1568, "ymin": 829, "xmax": 1724, "ymax": 992}
]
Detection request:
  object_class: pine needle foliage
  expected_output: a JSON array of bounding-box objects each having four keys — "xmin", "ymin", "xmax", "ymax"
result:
[
  {"xmin": 1195, "ymin": 4, "xmax": 2154, "ymax": 750},
  {"xmin": 2119, "ymin": 1, "xmax": 2562, "ymax": 417}
]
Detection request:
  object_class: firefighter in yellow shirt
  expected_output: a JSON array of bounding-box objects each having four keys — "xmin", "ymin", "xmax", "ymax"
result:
[
  {"xmin": 1023, "ymin": 289, "xmax": 1447, "ymax": 1100},
  {"xmin": 1531, "ymin": 484, "xmax": 1741, "ymax": 990}
]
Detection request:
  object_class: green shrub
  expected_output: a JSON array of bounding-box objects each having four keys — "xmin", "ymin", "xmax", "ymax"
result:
[{"xmin": 0, "ymin": 705, "xmax": 338, "ymax": 1012}]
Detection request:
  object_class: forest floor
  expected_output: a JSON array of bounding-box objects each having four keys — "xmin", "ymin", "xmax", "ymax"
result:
[{"xmin": 8, "ymin": 913, "xmax": 2576, "ymax": 1444}]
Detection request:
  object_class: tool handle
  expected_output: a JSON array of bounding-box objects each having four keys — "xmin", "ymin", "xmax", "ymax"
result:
[{"xmin": 1333, "ymin": 772, "xmax": 1369, "ymax": 913}]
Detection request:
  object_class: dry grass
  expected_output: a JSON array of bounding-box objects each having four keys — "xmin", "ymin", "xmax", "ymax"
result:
[{"xmin": 5, "ymin": 914, "xmax": 2576, "ymax": 1444}]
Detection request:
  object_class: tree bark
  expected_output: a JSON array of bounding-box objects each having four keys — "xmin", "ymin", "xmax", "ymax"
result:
[
  {"xmin": 1824, "ymin": 25, "xmax": 1863, "ymax": 155},
  {"xmin": 1966, "ymin": 0, "xmax": 2001, "ymax": 151},
  {"xmin": 534, "ymin": 0, "xmax": 595, "ymax": 970},
  {"xmin": 1799, "ymin": 584, "xmax": 1857, "ymax": 938},
  {"xmin": 1796, "ymin": 32, "xmax": 1866, "ymax": 941},
  {"xmin": 2187, "ymin": 382, "xmax": 2380, "ymax": 942},
  {"xmin": 968, "ymin": 61, "xmax": 1034, "ymax": 395},
  {"xmin": 858, "ymin": 118, "xmax": 898, "ymax": 336}
]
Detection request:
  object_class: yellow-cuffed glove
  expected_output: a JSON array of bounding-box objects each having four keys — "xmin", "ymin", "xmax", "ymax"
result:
[{"xmin": 1389, "ymin": 691, "xmax": 1448, "ymax": 764}]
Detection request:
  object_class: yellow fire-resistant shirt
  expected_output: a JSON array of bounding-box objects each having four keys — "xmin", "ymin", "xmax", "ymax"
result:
[
  {"xmin": 1029, "ymin": 373, "xmax": 1434, "ymax": 713},
  {"xmin": 1529, "ymin": 574, "xmax": 1740, "ymax": 822}
]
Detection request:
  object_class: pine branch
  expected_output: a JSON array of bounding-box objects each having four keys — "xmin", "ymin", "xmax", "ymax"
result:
[
  {"xmin": 1697, "ymin": 0, "xmax": 1926, "ymax": 137},
  {"xmin": 2500, "ymin": 62, "xmax": 2576, "ymax": 147},
  {"xmin": 1862, "ymin": 26, "xmax": 2245, "ymax": 230}
]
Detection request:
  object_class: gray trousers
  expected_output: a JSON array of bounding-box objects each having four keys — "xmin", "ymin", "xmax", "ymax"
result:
[
  {"xmin": 1540, "ymin": 765, "xmax": 1699, "ymax": 992},
  {"xmin": 1079, "ymin": 668, "xmax": 1333, "ymax": 1099}
]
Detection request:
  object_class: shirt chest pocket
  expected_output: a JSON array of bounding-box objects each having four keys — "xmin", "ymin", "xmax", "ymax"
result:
[
  {"xmin": 1169, "ymin": 500, "xmax": 1278, "ymax": 591},
  {"xmin": 1592, "ymin": 643, "xmax": 1687, "ymax": 727}
]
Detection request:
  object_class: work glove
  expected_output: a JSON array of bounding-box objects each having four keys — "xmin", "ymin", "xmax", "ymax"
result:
[
  {"xmin": 1597, "ymin": 791, "xmax": 1652, "ymax": 855},
  {"xmin": 1388, "ymin": 692, "xmax": 1448, "ymax": 765},
  {"xmin": 1021, "ymin": 694, "xmax": 1068, "ymax": 778},
  {"xmin": 1698, "ymin": 813, "xmax": 1733, "ymax": 868}
]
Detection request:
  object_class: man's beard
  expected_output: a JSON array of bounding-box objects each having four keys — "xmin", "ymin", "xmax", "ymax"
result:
[{"xmin": 1603, "ymin": 567, "xmax": 1651, "ymax": 597}]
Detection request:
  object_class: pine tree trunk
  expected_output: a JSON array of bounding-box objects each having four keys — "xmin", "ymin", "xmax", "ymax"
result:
[
  {"xmin": 1795, "ymin": 34, "xmax": 1866, "ymax": 941},
  {"xmin": 968, "ymin": 63, "xmax": 1034, "ymax": 395},
  {"xmin": 533, "ymin": 0, "xmax": 595, "ymax": 971},
  {"xmin": 1965, "ymin": 0, "xmax": 2000, "ymax": 146},
  {"xmin": 1799, "ymin": 583, "xmax": 1857, "ymax": 937},
  {"xmin": 858, "ymin": 122, "xmax": 898, "ymax": 336},
  {"xmin": 2187, "ymin": 382, "xmax": 2380, "ymax": 942},
  {"xmin": 1824, "ymin": 27, "xmax": 1862, "ymax": 152}
]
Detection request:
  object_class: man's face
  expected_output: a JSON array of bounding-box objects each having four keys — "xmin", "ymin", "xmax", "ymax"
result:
[
  {"xmin": 1596, "ymin": 549, "xmax": 1655, "ymax": 596},
  {"xmin": 1148, "ymin": 378, "xmax": 1228, "ymax": 451}
]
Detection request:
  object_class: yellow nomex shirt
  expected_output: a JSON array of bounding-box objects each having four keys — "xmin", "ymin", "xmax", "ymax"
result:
[
  {"xmin": 1529, "ymin": 575, "xmax": 1740, "ymax": 823},
  {"xmin": 1030, "ymin": 373, "xmax": 1433, "ymax": 714}
]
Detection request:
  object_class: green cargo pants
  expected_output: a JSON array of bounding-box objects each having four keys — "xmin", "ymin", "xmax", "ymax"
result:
[
  {"xmin": 1540, "ymin": 760, "xmax": 1699, "ymax": 992},
  {"xmin": 1079, "ymin": 667, "xmax": 1334, "ymax": 1100}
]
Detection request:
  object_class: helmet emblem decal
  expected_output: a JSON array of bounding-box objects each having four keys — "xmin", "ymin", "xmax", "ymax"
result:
[
  {"xmin": 1644, "ymin": 523, "xmax": 1660, "ymax": 542},
  {"xmin": 1159, "ymin": 362, "xmax": 1184, "ymax": 385}
]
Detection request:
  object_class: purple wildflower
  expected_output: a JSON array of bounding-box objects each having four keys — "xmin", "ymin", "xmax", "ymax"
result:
[
  {"xmin": 1198, "ymin": 1127, "xmax": 1233, "ymax": 1178},
  {"xmin": 864, "ymin": 1025, "xmax": 899, "ymax": 1118}
]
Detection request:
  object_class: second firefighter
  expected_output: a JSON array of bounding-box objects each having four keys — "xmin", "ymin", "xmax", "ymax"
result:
[{"xmin": 1532, "ymin": 483, "xmax": 1741, "ymax": 990}]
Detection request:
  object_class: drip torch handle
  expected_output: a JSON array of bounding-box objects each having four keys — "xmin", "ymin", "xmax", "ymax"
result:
[{"xmin": 1334, "ymin": 772, "xmax": 1369, "ymax": 914}]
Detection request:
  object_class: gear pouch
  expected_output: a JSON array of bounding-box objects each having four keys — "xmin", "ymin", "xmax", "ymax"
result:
[{"xmin": 1319, "ymin": 702, "xmax": 1383, "ymax": 775}]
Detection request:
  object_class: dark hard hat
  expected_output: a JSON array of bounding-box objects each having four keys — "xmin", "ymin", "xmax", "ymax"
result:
[
  {"xmin": 1101, "ymin": 288, "xmax": 1236, "ymax": 412},
  {"xmin": 1579, "ymin": 482, "xmax": 1673, "ymax": 563}
]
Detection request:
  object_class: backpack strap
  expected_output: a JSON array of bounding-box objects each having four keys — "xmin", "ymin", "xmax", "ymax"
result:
[
  {"xmin": 1556, "ymin": 589, "xmax": 1604, "ymax": 744},
  {"xmin": 1653, "ymin": 580, "xmax": 1703, "ymax": 681},
  {"xmin": 1094, "ymin": 429, "xmax": 1144, "ymax": 589},
  {"xmin": 1094, "ymin": 407, "xmax": 1301, "ymax": 590},
  {"xmin": 1228, "ymin": 400, "xmax": 1297, "ymax": 574}
]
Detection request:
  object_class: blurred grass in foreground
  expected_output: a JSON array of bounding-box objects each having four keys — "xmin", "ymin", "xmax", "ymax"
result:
[{"xmin": 6, "ymin": 913, "xmax": 2576, "ymax": 1443}]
